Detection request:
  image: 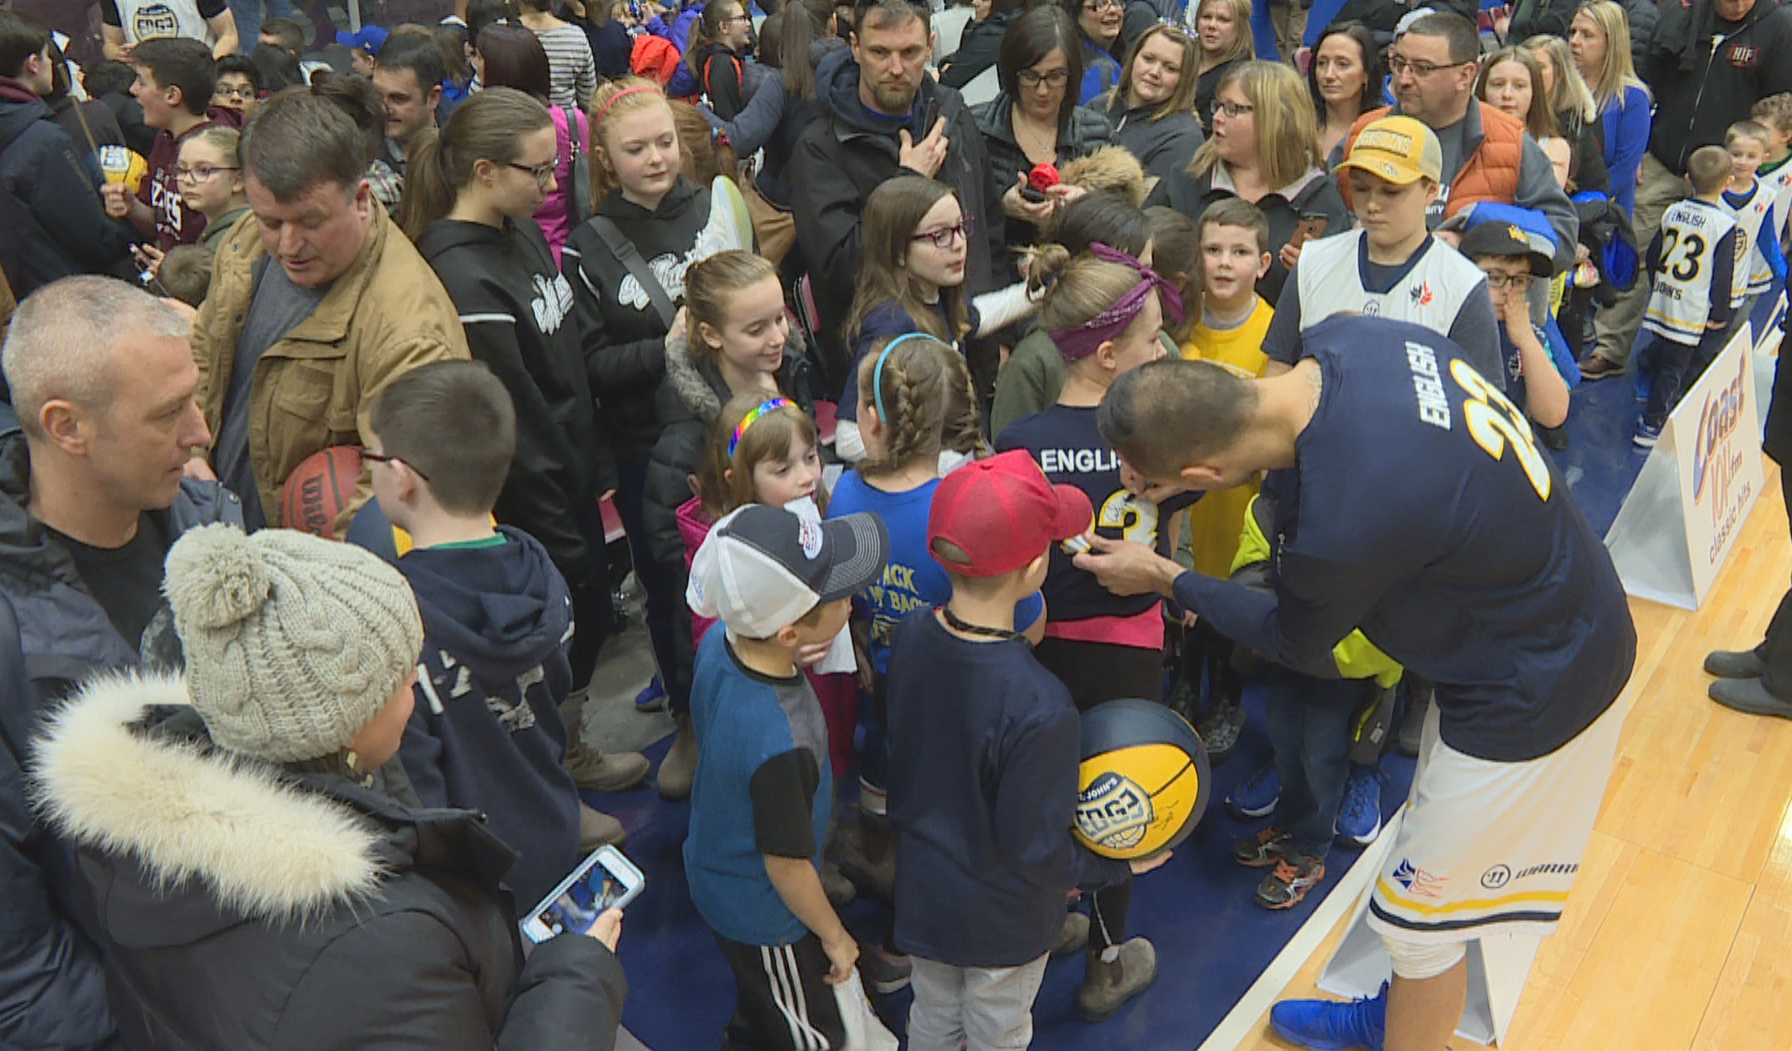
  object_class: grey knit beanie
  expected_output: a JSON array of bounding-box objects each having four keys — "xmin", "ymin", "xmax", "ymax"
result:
[{"xmin": 163, "ymin": 524, "xmax": 424, "ymax": 763}]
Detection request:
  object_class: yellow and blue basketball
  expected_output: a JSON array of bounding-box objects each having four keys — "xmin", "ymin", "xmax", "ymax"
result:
[{"xmin": 1073, "ymin": 699, "xmax": 1211, "ymax": 859}]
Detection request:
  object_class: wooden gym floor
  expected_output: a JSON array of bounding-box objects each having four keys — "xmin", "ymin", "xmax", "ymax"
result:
[{"xmin": 1231, "ymin": 461, "xmax": 1792, "ymax": 1051}]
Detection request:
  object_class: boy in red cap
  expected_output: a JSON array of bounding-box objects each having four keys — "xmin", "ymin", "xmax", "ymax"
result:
[{"xmin": 882, "ymin": 450, "xmax": 1171, "ymax": 1051}]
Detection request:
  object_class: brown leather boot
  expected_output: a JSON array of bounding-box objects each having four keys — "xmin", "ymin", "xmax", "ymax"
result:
[{"xmin": 656, "ymin": 713, "xmax": 697, "ymax": 801}]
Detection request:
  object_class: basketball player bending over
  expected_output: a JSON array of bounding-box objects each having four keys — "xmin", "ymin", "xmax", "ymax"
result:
[{"xmin": 1075, "ymin": 313, "xmax": 1637, "ymax": 1051}]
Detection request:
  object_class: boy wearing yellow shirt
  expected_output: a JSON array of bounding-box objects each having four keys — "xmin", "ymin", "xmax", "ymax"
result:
[{"xmin": 1169, "ymin": 199, "xmax": 1275, "ymax": 765}]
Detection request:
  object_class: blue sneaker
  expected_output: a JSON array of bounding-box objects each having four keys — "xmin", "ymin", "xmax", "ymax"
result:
[
  {"xmin": 634, "ymin": 676, "xmax": 668, "ymax": 713},
  {"xmin": 1269, "ymin": 982, "xmax": 1387, "ymax": 1051},
  {"xmin": 1226, "ymin": 764, "xmax": 1280, "ymax": 819},
  {"xmin": 1633, "ymin": 421, "xmax": 1662, "ymax": 449},
  {"xmin": 1335, "ymin": 766, "xmax": 1384, "ymax": 847}
]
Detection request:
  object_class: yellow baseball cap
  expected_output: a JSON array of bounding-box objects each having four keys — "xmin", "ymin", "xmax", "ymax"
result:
[{"xmin": 1337, "ymin": 116, "xmax": 1443, "ymax": 185}]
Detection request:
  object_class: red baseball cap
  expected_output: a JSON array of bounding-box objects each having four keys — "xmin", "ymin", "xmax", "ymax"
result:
[{"xmin": 929, "ymin": 450, "xmax": 1094, "ymax": 578}]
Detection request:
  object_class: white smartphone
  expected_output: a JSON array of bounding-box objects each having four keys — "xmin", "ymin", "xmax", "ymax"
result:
[{"xmin": 519, "ymin": 844, "xmax": 645, "ymax": 944}]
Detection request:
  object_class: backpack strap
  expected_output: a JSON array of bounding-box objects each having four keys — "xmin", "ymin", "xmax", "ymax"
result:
[{"xmin": 585, "ymin": 216, "xmax": 677, "ymax": 328}]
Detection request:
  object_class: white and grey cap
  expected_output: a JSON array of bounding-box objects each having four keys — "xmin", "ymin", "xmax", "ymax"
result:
[{"xmin": 687, "ymin": 504, "xmax": 889, "ymax": 639}]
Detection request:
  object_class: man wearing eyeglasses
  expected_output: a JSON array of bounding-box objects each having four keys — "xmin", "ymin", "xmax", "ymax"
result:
[
  {"xmin": 189, "ymin": 91, "xmax": 468, "ymax": 535},
  {"xmin": 792, "ymin": 0, "xmax": 1004, "ymax": 391},
  {"xmin": 1336, "ymin": 12, "xmax": 1577, "ymax": 271}
]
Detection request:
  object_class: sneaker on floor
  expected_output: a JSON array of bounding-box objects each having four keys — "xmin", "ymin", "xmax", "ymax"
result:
[
  {"xmin": 1334, "ymin": 767, "xmax": 1384, "ymax": 847},
  {"xmin": 1051, "ymin": 911, "xmax": 1091, "ymax": 957},
  {"xmin": 861, "ymin": 944, "xmax": 912, "ymax": 995},
  {"xmin": 1197, "ymin": 693, "xmax": 1245, "ymax": 766},
  {"xmin": 858, "ymin": 777, "xmax": 888, "ymax": 818},
  {"xmin": 1633, "ymin": 421, "xmax": 1662, "ymax": 449},
  {"xmin": 1233, "ymin": 826, "xmax": 1291, "ymax": 867},
  {"xmin": 564, "ymin": 737, "xmax": 651, "ymax": 793},
  {"xmin": 1709, "ymin": 676, "xmax": 1792, "ymax": 719},
  {"xmin": 577, "ymin": 803, "xmax": 626, "ymax": 850},
  {"xmin": 831, "ymin": 815, "xmax": 896, "ymax": 902},
  {"xmin": 633, "ymin": 676, "xmax": 668, "ymax": 713},
  {"xmin": 1704, "ymin": 648, "xmax": 1768, "ymax": 679},
  {"xmin": 1226, "ymin": 764, "xmax": 1280, "ymax": 819},
  {"xmin": 1255, "ymin": 853, "xmax": 1326, "ymax": 910},
  {"xmin": 1269, "ymin": 982, "xmax": 1387, "ymax": 1051},
  {"xmin": 1075, "ymin": 938, "xmax": 1157, "ymax": 1022}
]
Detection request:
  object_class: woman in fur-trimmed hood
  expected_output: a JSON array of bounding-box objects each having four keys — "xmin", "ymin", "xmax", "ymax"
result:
[{"xmin": 31, "ymin": 525, "xmax": 627, "ymax": 1051}]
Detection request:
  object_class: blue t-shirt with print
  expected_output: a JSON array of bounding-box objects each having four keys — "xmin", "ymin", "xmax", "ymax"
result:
[{"xmin": 828, "ymin": 470, "xmax": 1043, "ymax": 674}]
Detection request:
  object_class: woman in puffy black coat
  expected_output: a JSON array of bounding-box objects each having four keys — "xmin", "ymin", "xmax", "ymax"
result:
[{"xmin": 32, "ymin": 525, "xmax": 627, "ymax": 1051}]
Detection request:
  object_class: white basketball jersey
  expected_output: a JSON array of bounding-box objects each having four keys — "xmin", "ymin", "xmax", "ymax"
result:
[
  {"xmin": 1728, "ymin": 180, "xmax": 1778, "ymax": 294},
  {"xmin": 1295, "ymin": 231, "xmax": 1489, "ymax": 336},
  {"xmin": 1766, "ymin": 162, "xmax": 1792, "ymax": 242},
  {"xmin": 1643, "ymin": 199, "xmax": 1743, "ymax": 343},
  {"xmin": 114, "ymin": 0, "xmax": 216, "ymax": 47}
]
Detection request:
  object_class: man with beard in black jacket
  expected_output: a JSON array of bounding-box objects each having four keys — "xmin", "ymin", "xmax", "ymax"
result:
[
  {"xmin": 1582, "ymin": 0, "xmax": 1792, "ymax": 381},
  {"xmin": 791, "ymin": 0, "xmax": 1004, "ymax": 393}
]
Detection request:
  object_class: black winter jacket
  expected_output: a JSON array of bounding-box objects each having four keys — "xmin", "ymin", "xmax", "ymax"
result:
[
  {"xmin": 1103, "ymin": 98, "xmax": 1206, "ymax": 184},
  {"xmin": 1147, "ymin": 162, "xmax": 1350, "ymax": 304},
  {"xmin": 791, "ymin": 47, "xmax": 1004, "ymax": 378},
  {"xmin": 939, "ymin": 12, "xmax": 1013, "ymax": 90},
  {"xmin": 1644, "ymin": 0, "xmax": 1792, "ymax": 174},
  {"xmin": 0, "ymin": 78, "xmax": 136, "ymax": 298},
  {"xmin": 32, "ymin": 674, "xmax": 627, "ymax": 1051},
  {"xmin": 1507, "ymin": 0, "xmax": 1656, "ymax": 68},
  {"xmin": 973, "ymin": 93, "xmax": 1114, "ymax": 268},
  {"xmin": 0, "ymin": 426, "xmax": 239, "ymax": 1051},
  {"xmin": 642, "ymin": 329, "xmax": 815, "ymax": 568},
  {"xmin": 416, "ymin": 217, "xmax": 612, "ymax": 589},
  {"xmin": 562, "ymin": 176, "xmax": 716, "ymax": 463}
]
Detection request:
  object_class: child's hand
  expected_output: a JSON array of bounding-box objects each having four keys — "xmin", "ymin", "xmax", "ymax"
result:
[
  {"xmin": 100, "ymin": 182, "xmax": 132, "ymax": 219},
  {"xmin": 584, "ymin": 907, "xmax": 624, "ymax": 951},
  {"xmin": 1128, "ymin": 849, "xmax": 1172, "ymax": 876},
  {"xmin": 821, "ymin": 933, "xmax": 859, "ymax": 984}
]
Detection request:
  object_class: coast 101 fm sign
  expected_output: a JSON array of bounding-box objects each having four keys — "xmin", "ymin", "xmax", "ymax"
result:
[{"xmin": 1674, "ymin": 327, "xmax": 1766, "ymax": 605}]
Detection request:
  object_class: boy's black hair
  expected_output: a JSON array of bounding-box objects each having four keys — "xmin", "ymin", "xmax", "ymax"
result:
[
  {"xmin": 215, "ymin": 53, "xmax": 261, "ymax": 91},
  {"xmin": 0, "ymin": 9, "xmax": 49, "ymax": 82},
  {"xmin": 81, "ymin": 58, "xmax": 137, "ymax": 98},
  {"xmin": 368, "ymin": 361, "xmax": 517, "ymax": 515},
  {"xmin": 132, "ymin": 37, "xmax": 217, "ymax": 116},
  {"xmin": 376, "ymin": 33, "xmax": 448, "ymax": 92}
]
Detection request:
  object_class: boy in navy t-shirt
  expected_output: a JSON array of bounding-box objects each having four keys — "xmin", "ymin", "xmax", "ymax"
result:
[
  {"xmin": 885, "ymin": 450, "xmax": 1161, "ymax": 1051},
  {"xmin": 683, "ymin": 503, "xmax": 890, "ymax": 1051}
]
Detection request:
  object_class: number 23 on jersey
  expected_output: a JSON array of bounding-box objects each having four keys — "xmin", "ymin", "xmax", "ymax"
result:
[{"xmin": 1450, "ymin": 359, "xmax": 1552, "ymax": 502}]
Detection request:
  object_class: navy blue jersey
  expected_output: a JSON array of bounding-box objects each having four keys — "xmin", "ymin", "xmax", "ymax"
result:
[
  {"xmin": 1174, "ymin": 314, "xmax": 1636, "ymax": 762},
  {"xmin": 997, "ymin": 404, "xmax": 1197, "ymax": 625}
]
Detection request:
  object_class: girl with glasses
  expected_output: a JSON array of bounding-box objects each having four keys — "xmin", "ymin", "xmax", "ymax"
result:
[
  {"xmin": 1101, "ymin": 22, "xmax": 1207, "ymax": 185},
  {"xmin": 474, "ymin": 23, "xmax": 590, "ymax": 265},
  {"xmin": 837, "ymin": 176, "xmax": 978, "ymax": 462},
  {"xmin": 687, "ymin": 0, "xmax": 756, "ymax": 120},
  {"xmin": 400, "ymin": 89, "xmax": 627, "ymax": 772},
  {"xmin": 180, "ymin": 126, "xmax": 250, "ymax": 256},
  {"xmin": 975, "ymin": 8, "xmax": 1113, "ymax": 261}
]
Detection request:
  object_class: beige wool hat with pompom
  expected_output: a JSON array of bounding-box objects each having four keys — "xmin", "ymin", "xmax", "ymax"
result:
[{"xmin": 163, "ymin": 524, "xmax": 424, "ymax": 763}]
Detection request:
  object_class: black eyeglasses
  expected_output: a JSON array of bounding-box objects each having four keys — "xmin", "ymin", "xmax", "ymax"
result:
[
  {"xmin": 911, "ymin": 220, "xmax": 967, "ymax": 249},
  {"xmin": 363, "ymin": 450, "xmax": 429, "ymax": 480},
  {"xmin": 505, "ymin": 158, "xmax": 560, "ymax": 188},
  {"xmin": 1018, "ymin": 68, "xmax": 1070, "ymax": 88}
]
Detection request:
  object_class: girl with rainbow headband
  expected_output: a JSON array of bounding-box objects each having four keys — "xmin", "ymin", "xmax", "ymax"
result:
[{"xmin": 994, "ymin": 240, "xmax": 1191, "ymax": 1021}]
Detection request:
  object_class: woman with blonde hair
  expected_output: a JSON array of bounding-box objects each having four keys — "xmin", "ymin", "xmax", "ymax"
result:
[
  {"xmin": 1101, "ymin": 22, "xmax": 1207, "ymax": 184},
  {"xmin": 1523, "ymin": 34, "xmax": 1609, "ymax": 196},
  {"xmin": 1148, "ymin": 60, "xmax": 1348, "ymax": 303},
  {"xmin": 1189, "ymin": 0, "xmax": 1253, "ymax": 130},
  {"xmin": 1568, "ymin": 0, "xmax": 1651, "ymax": 215}
]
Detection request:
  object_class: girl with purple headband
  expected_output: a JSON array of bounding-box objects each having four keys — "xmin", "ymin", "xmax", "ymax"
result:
[{"xmin": 993, "ymin": 241, "xmax": 1194, "ymax": 1022}]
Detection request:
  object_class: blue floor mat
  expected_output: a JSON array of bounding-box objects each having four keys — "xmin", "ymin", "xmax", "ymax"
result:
[{"xmin": 588, "ymin": 687, "xmax": 1416, "ymax": 1051}]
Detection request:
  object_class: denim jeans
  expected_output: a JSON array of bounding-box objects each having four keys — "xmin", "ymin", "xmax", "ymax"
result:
[
  {"xmin": 1264, "ymin": 667, "xmax": 1372, "ymax": 859},
  {"xmin": 226, "ymin": 0, "xmax": 295, "ymax": 53}
]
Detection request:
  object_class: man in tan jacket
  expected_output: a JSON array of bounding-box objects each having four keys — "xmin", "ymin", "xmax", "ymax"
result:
[{"xmin": 190, "ymin": 90, "xmax": 467, "ymax": 534}]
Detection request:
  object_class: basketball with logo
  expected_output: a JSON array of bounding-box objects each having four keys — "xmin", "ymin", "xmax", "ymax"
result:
[
  {"xmin": 279, "ymin": 446, "xmax": 363, "ymax": 537},
  {"xmin": 1073, "ymin": 699, "xmax": 1210, "ymax": 859}
]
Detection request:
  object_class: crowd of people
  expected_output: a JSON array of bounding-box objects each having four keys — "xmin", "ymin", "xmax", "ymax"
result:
[{"xmin": 0, "ymin": 0, "xmax": 1790, "ymax": 1049}]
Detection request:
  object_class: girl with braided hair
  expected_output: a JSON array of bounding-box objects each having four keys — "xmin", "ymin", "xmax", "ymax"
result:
[
  {"xmin": 825, "ymin": 333, "xmax": 1047, "ymax": 984},
  {"xmin": 994, "ymin": 241, "xmax": 1196, "ymax": 1021}
]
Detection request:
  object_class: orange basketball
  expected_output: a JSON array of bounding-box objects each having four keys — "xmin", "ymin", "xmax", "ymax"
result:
[{"xmin": 279, "ymin": 446, "xmax": 363, "ymax": 537}]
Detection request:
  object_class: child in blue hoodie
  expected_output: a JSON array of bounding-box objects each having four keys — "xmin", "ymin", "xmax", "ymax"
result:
[{"xmin": 367, "ymin": 361, "xmax": 608, "ymax": 915}]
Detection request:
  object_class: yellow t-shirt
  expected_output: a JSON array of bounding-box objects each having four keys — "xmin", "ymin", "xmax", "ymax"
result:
[{"xmin": 1178, "ymin": 297, "xmax": 1273, "ymax": 579}]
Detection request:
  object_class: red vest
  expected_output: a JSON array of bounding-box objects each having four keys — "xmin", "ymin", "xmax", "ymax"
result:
[{"xmin": 1338, "ymin": 102, "xmax": 1525, "ymax": 218}]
